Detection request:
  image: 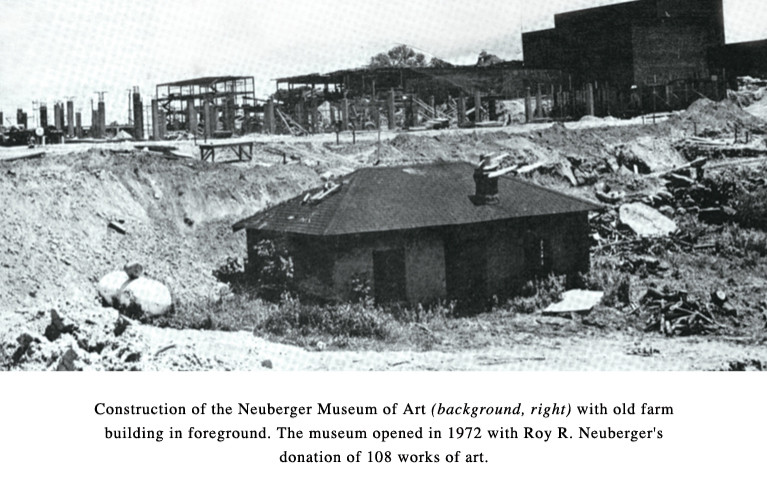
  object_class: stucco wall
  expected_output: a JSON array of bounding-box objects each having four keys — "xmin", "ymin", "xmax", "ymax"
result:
[
  {"xmin": 332, "ymin": 241, "xmax": 375, "ymax": 301},
  {"xmin": 331, "ymin": 230, "xmax": 447, "ymax": 304},
  {"xmin": 405, "ymin": 233, "xmax": 446, "ymax": 304},
  {"xmin": 485, "ymin": 222, "xmax": 525, "ymax": 297},
  {"xmin": 246, "ymin": 211, "xmax": 591, "ymax": 305}
]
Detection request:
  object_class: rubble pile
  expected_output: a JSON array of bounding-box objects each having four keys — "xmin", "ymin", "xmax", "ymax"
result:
[
  {"xmin": 676, "ymin": 136, "xmax": 767, "ymax": 161},
  {"xmin": 614, "ymin": 136, "xmax": 685, "ymax": 173},
  {"xmin": 674, "ymin": 98, "xmax": 765, "ymax": 136},
  {"xmin": 634, "ymin": 288, "xmax": 730, "ymax": 337},
  {"xmin": 0, "ymin": 306, "xmax": 144, "ymax": 371}
]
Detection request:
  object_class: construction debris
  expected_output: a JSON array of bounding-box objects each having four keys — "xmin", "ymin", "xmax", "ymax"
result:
[
  {"xmin": 614, "ymin": 136, "xmax": 685, "ymax": 173},
  {"xmin": 1, "ymin": 151, "xmax": 46, "ymax": 162},
  {"xmin": 107, "ymin": 221, "xmax": 127, "ymax": 234},
  {"xmin": 543, "ymin": 290, "xmax": 604, "ymax": 316},
  {"xmin": 636, "ymin": 288, "xmax": 724, "ymax": 336},
  {"xmin": 44, "ymin": 309, "xmax": 76, "ymax": 341},
  {"xmin": 302, "ymin": 182, "xmax": 341, "ymax": 205},
  {"xmin": 619, "ymin": 203, "xmax": 678, "ymax": 237}
]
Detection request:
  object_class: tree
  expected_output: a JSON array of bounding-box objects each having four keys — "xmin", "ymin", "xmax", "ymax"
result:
[
  {"xmin": 429, "ymin": 57, "xmax": 454, "ymax": 68},
  {"xmin": 369, "ymin": 44, "xmax": 428, "ymax": 68},
  {"xmin": 476, "ymin": 50, "xmax": 504, "ymax": 67}
]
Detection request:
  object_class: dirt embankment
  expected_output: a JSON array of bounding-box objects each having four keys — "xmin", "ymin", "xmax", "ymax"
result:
[{"xmin": 0, "ymin": 149, "xmax": 319, "ymax": 311}]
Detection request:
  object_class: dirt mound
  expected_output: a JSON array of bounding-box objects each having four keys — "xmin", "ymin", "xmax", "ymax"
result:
[
  {"xmin": 0, "ymin": 149, "xmax": 318, "ymax": 312},
  {"xmin": 675, "ymin": 98, "xmax": 764, "ymax": 135},
  {"xmin": 743, "ymin": 88, "xmax": 767, "ymax": 122},
  {"xmin": 613, "ymin": 136, "xmax": 685, "ymax": 173}
]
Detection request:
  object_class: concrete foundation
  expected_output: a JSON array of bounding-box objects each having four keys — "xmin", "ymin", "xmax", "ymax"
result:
[
  {"xmin": 97, "ymin": 101, "xmax": 106, "ymax": 138},
  {"xmin": 132, "ymin": 89, "xmax": 144, "ymax": 140},
  {"xmin": 75, "ymin": 112, "xmax": 82, "ymax": 137},
  {"xmin": 66, "ymin": 101, "xmax": 74, "ymax": 137},
  {"xmin": 39, "ymin": 105, "xmax": 48, "ymax": 129},
  {"xmin": 151, "ymin": 99, "xmax": 160, "ymax": 140},
  {"xmin": 187, "ymin": 101, "xmax": 197, "ymax": 136}
]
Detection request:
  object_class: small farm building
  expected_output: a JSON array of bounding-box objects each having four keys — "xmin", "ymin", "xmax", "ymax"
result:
[{"xmin": 233, "ymin": 161, "xmax": 599, "ymax": 306}]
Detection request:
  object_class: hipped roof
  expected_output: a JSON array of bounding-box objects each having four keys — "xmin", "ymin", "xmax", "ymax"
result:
[{"xmin": 232, "ymin": 162, "xmax": 599, "ymax": 236}]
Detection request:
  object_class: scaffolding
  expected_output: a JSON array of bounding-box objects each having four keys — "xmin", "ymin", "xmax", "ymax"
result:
[{"xmin": 155, "ymin": 76, "xmax": 257, "ymax": 138}]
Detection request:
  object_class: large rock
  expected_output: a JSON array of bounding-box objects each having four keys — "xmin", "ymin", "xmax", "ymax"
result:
[
  {"xmin": 619, "ymin": 203, "xmax": 678, "ymax": 237},
  {"xmin": 117, "ymin": 277, "xmax": 172, "ymax": 317},
  {"xmin": 97, "ymin": 270, "xmax": 131, "ymax": 306},
  {"xmin": 56, "ymin": 348, "xmax": 79, "ymax": 371},
  {"xmin": 44, "ymin": 309, "xmax": 76, "ymax": 341},
  {"xmin": 123, "ymin": 262, "xmax": 144, "ymax": 280},
  {"xmin": 614, "ymin": 137, "xmax": 684, "ymax": 174}
]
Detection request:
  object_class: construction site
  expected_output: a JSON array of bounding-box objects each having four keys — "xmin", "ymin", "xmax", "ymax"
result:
[{"xmin": 3, "ymin": 0, "xmax": 767, "ymax": 371}]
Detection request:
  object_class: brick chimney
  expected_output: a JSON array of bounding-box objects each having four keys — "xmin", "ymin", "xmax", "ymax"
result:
[
  {"xmin": 472, "ymin": 153, "xmax": 513, "ymax": 205},
  {"xmin": 473, "ymin": 166, "xmax": 499, "ymax": 204}
]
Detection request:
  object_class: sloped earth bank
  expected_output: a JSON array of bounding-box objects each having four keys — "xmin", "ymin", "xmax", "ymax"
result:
[{"xmin": 2, "ymin": 113, "xmax": 767, "ymax": 371}]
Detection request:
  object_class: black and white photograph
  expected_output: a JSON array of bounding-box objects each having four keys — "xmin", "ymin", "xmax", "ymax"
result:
[{"xmin": 2, "ymin": 0, "xmax": 767, "ymax": 373}]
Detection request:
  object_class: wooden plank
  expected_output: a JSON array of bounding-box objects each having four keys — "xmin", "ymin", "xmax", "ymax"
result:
[
  {"xmin": 1, "ymin": 151, "xmax": 46, "ymax": 162},
  {"xmin": 275, "ymin": 108, "xmax": 296, "ymax": 135}
]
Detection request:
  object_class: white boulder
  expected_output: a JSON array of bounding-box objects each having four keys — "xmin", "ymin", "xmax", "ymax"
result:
[
  {"xmin": 619, "ymin": 202, "xmax": 678, "ymax": 237},
  {"xmin": 97, "ymin": 270, "xmax": 131, "ymax": 306},
  {"xmin": 117, "ymin": 277, "xmax": 173, "ymax": 317}
]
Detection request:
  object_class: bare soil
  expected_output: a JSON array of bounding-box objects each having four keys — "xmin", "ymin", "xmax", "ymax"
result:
[{"xmin": 2, "ymin": 108, "xmax": 767, "ymax": 371}]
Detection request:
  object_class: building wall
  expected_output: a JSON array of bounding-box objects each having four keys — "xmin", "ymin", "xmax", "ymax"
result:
[
  {"xmin": 246, "ymin": 230, "xmax": 337, "ymax": 299},
  {"xmin": 332, "ymin": 239, "xmax": 374, "ymax": 301},
  {"xmin": 485, "ymin": 221, "xmax": 525, "ymax": 297},
  {"xmin": 632, "ymin": 23, "xmax": 713, "ymax": 84},
  {"xmin": 655, "ymin": 0, "xmax": 724, "ymax": 45},
  {"xmin": 246, "ymin": 211, "xmax": 591, "ymax": 305},
  {"xmin": 331, "ymin": 230, "xmax": 446, "ymax": 304},
  {"xmin": 545, "ymin": 213, "xmax": 591, "ymax": 278},
  {"xmin": 522, "ymin": 29, "xmax": 563, "ymax": 70},
  {"xmin": 712, "ymin": 40, "xmax": 767, "ymax": 83},
  {"xmin": 404, "ymin": 233, "xmax": 446, "ymax": 304},
  {"xmin": 522, "ymin": 0, "xmax": 724, "ymax": 88}
]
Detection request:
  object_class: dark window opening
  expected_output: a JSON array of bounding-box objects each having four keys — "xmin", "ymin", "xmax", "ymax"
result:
[{"xmin": 444, "ymin": 235, "xmax": 487, "ymax": 310}]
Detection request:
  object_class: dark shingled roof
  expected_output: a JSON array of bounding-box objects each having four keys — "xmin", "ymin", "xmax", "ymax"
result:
[{"xmin": 232, "ymin": 162, "xmax": 599, "ymax": 236}]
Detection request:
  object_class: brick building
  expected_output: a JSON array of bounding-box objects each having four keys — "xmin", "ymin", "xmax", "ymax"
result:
[{"xmin": 523, "ymin": 0, "xmax": 725, "ymax": 87}]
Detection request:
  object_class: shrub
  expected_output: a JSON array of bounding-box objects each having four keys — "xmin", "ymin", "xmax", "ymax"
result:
[
  {"xmin": 258, "ymin": 293, "xmax": 392, "ymax": 340},
  {"xmin": 388, "ymin": 301, "xmax": 456, "ymax": 323},
  {"xmin": 349, "ymin": 273, "xmax": 374, "ymax": 307},
  {"xmin": 576, "ymin": 270, "xmax": 631, "ymax": 308},
  {"xmin": 715, "ymin": 225, "xmax": 767, "ymax": 258},
  {"xmin": 734, "ymin": 186, "xmax": 767, "ymax": 231},
  {"xmin": 216, "ymin": 239, "xmax": 295, "ymax": 302},
  {"xmin": 164, "ymin": 294, "xmax": 272, "ymax": 331},
  {"xmin": 505, "ymin": 274, "xmax": 566, "ymax": 314}
]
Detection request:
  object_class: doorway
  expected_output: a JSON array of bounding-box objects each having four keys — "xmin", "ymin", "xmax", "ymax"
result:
[{"xmin": 373, "ymin": 249, "xmax": 406, "ymax": 304}]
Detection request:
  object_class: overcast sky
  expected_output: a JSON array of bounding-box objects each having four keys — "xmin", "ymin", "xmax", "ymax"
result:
[{"xmin": 1, "ymin": 0, "xmax": 766, "ymax": 125}]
